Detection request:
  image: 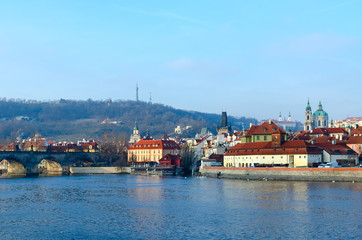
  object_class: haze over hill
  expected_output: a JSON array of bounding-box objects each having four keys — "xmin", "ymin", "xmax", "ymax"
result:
[{"xmin": 0, "ymin": 98, "xmax": 257, "ymax": 142}]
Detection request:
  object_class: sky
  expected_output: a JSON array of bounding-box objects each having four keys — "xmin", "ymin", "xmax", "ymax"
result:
[{"xmin": 0, "ymin": 0, "xmax": 361, "ymax": 122}]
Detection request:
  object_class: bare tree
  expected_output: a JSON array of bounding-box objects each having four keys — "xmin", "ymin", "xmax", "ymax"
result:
[
  {"xmin": 99, "ymin": 132, "xmax": 128, "ymax": 166},
  {"xmin": 180, "ymin": 143, "xmax": 198, "ymax": 176}
]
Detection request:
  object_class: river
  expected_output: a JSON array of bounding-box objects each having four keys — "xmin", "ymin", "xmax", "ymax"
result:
[{"xmin": 0, "ymin": 175, "xmax": 361, "ymax": 239}]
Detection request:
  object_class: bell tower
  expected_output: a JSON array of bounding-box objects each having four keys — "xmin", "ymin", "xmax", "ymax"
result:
[{"xmin": 304, "ymin": 99, "xmax": 313, "ymax": 131}]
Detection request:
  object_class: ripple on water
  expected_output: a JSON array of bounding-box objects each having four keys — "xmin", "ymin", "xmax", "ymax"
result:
[{"xmin": 0, "ymin": 175, "xmax": 361, "ymax": 239}]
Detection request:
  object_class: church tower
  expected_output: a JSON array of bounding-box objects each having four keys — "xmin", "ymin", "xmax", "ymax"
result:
[
  {"xmin": 129, "ymin": 121, "xmax": 141, "ymax": 144},
  {"xmin": 304, "ymin": 99, "xmax": 313, "ymax": 131},
  {"xmin": 217, "ymin": 111, "xmax": 232, "ymax": 134}
]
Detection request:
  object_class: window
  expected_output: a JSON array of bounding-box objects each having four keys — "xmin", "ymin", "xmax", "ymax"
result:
[
  {"xmin": 264, "ymin": 136, "xmax": 267, "ymax": 140},
  {"xmin": 307, "ymin": 116, "xmax": 309, "ymax": 120},
  {"xmin": 257, "ymin": 136, "xmax": 260, "ymax": 140}
]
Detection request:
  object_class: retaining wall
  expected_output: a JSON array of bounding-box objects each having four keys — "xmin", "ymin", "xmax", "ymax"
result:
[
  {"xmin": 70, "ymin": 167, "xmax": 131, "ymax": 174},
  {"xmin": 200, "ymin": 167, "xmax": 362, "ymax": 182}
]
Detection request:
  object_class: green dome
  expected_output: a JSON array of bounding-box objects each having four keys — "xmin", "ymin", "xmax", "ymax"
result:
[{"xmin": 312, "ymin": 110, "xmax": 328, "ymax": 117}]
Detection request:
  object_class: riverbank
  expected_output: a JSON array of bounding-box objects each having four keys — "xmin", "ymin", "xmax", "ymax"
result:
[
  {"xmin": 70, "ymin": 167, "xmax": 131, "ymax": 174},
  {"xmin": 200, "ymin": 167, "xmax": 362, "ymax": 182}
]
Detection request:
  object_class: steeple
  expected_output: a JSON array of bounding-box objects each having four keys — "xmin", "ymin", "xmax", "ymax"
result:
[
  {"xmin": 288, "ymin": 112, "xmax": 291, "ymax": 122},
  {"xmin": 317, "ymin": 100, "xmax": 323, "ymax": 111},
  {"xmin": 278, "ymin": 112, "xmax": 282, "ymax": 121},
  {"xmin": 306, "ymin": 99, "xmax": 311, "ymax": 111}
]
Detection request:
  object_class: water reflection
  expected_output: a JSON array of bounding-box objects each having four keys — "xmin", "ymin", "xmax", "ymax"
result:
[{"xmin": 0, "ymin": 175, "xmax": 360, "ymax": 239}]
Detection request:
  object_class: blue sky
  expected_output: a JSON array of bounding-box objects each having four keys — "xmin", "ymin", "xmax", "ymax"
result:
[{"xmin": 0, "ymin": 0, "xmax": 361, "ymax": 121}]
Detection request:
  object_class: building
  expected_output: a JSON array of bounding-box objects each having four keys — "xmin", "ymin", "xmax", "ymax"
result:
[
  {"xmin": 239, "ymin": 120, "xmax": 287, "ymax": 143},
  {"xmin": 217, "ymin": 112, "xmax": 231, "ymax": 135},
  {"xmin": 158, "ymin": 154, "xmax": 182, "ymax": 167},
  {"xmin": 341, "ymin": 136, "xmax": 362, "ymax": 161},
  {"xmin": 129, "ymin": 122, "xmax": 141, "ymax": 144},
  {"xmin": 304, "ymin": 100, "xmax": 329, "ymax": 131},
  {"xmin": 316, "ymin": 142, "xmax": 358, "ymax": 166},
  {"xmin": 127, "ymin": 136, "xmax": 181, "ymax": 165},
  {"xmin": 329, "ymin": 117, "xmax": 362, "ymax": 131},
  {"xmin": 224, "ymin": 140, "xmax": 322, "ymax": 168},
  {"xmin": 351, "ymin": 126, "xmax": 362, "ymax": 136},
  {"xmin": 294, "ymin": 128, "xmax": 348, "ymax": 141},
  {"xmin": 258, "ymin": 112, "xmax": 297, "ymax": 132}
]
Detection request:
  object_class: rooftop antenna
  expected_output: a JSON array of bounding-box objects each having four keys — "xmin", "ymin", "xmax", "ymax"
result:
[{"xmin": 149, "ymin": 92, "xmax": 152, "ymax": 104}]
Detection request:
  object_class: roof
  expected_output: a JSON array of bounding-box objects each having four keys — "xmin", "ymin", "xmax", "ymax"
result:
[
  {"xmin": 245, "ymin": 121, "xmax": 286, "ymax": 137},
  {"xmin": 225, "ymin": 140, "xmax": 322, "ymax": 156},
  {"xmin": 351, "ymin": 126, "xmax": 362, "ymax": 136},
  {"xmin": 225, "ymin": 140, "xmax": 321, "ymax": 156},
  {"xmin": 128, "ymin": 138, "xmax": 180, "ymax": 150},
  {"xmin": 315, "ymin": 142, "xmax": 357, "ymax": 155},
  {"xmin": 342, "ymin": 136, "xmax": 362, "ymax": 144},
  {"xmin": 308, "ymin": 128, "xmax": 347, "ymax": 135}
]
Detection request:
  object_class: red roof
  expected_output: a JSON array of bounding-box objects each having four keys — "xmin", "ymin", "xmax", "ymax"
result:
[
  {"xmin": 342, "ymin": 136, "xmax": 362, "ymax": 144},
  {"xmin": 351, "ymin": 126, "xmax": 362, "ymax": 136},
  {"xmin": 128, "ymin": 138, "xmax": 180, "ymax": 150},
  {"xmin": 314, "ymin": 142, "xmax": 357, "ymax": 155},
  {"xmin": 225, "ymin": 140, "xmax": 321, "ymax": 156},
  {"xmin": 245, "ymin": 121, "xmax": 286, "ymax": 137}
]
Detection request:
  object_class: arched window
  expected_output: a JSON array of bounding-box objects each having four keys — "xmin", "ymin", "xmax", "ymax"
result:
[
  {"xmin": 318, "ymin": 120, "xmax": 321, "ymax": 126},
  {"xmin": 307, "ymin": 116, "xmax": 309, "ymax": 120}
]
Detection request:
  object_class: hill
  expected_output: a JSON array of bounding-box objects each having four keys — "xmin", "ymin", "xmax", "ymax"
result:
[{"xmin": 0, "ymin": 99, "xmax": 257, "ymax": 141}]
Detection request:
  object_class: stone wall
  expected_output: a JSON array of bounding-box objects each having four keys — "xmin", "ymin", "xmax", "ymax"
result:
[
  {"xmin": 200, "ymin": 167, "xmax": 362, "ymax": 182},
  {"xmin": 70, "ymin": 167, "xmax": 130, "ymax": 174}
]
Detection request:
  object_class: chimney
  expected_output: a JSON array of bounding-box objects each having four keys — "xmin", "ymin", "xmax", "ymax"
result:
[
  {"xmin": 332, "ymin": 140, "xmax": 336, "ymax": 145},
  {"xmin": 269, "ymin": 119, "xmax": 271, "ymax": 124},
  {"xmin": 250, "ymin": 123, "xmax": 253, "ymax": 128},
  {"xmin": 312, "ymin": 140, "xmax": 315, "ymax": 145}
]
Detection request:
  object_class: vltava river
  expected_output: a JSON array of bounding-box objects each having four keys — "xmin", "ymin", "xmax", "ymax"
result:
[{"xmin": 0, "ymin": 175, "xmax": 361, "ymax": 239}]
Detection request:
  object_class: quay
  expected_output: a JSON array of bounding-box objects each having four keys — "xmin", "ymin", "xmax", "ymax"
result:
[{"xmin": 200, "ymin": 167, "xmax": 362, "ymax": 182}]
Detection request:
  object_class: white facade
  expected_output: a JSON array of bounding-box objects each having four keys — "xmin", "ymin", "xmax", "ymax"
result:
[{"xmin": 224, "ymin": 154, "xmax": 322, "ymax": 168}]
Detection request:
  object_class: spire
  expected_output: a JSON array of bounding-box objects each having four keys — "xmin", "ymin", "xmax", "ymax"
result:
[
  {"xmin": 306, "ymin": 98, "xmax": 311, "ymax": 111},
  {"xmin": 278, "ymin": 112, "xmax": 282, "ymax": 121},
  {"xmin": 288, "ymin": 112, "xmax": 291, "ymax": 121},
  {"xmin": 134, "ymin": 121, "xmax": 139, "ymax": 130},
  {"xmin": 318, "ymin": 100, "xmax": 323, "ymax": 110}
]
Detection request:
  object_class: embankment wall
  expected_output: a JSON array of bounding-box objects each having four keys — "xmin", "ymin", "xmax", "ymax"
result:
[
  {"xmin": 70, "ymin": 167, "xmax": 131, "ymax": 174},
  {"xmin": 200, "ymin": 167, "xmax": 362, "ymax": 182}
]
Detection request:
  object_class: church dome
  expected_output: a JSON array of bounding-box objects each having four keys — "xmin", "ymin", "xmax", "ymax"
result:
[
  {"xmin": 312, "ymin": 101, "xmax": 328, "ymax": 117},
  {"xmin": 312, "ymin": 110, "xmax": 328, "ymax": 116}
]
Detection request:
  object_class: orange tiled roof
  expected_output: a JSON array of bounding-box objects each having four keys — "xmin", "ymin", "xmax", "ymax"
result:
[
  {"xmin": 245, "ymin": 121, "xmax": 286, "ymax": 137},
  {"xmin": 128, "ymin": 138, "xmax": 180, "ymax": 150}
]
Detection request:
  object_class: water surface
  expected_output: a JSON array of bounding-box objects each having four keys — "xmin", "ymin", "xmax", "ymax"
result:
[{"xmin": 0, "ymin": 175, "xmax": 361, "ymax": 239}]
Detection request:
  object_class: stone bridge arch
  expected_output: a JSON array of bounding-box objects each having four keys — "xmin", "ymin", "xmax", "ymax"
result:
[
  {"xmin": 38, "ymin": 158, "xmax": 63, "ymax": 175},
  {"xmin": 0, "ymin": 158, "xmax": 26, "ymax": 176}
]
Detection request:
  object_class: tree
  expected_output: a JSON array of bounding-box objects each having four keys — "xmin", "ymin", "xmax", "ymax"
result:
[
  {"xmin": 99, "ymin": 132, "xmax": 128, "ymax": 166},
  {"xmin": 180, "ymin": 143, "xmax": 198, "ymax": 176}
]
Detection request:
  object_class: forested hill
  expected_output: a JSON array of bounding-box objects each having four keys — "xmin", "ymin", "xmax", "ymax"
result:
[{"xmin": 0, "ymin": 99, "xmax": 257, "ymax": 141}]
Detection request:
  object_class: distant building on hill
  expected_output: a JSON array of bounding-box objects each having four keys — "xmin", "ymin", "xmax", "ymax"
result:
[
  {"xmin": 258, "ymin": 112, "xmax": 297, "ymax": 132},
  {"xmin": 329, "ymin": 117, "xmax": 362, "ymax": 134}
]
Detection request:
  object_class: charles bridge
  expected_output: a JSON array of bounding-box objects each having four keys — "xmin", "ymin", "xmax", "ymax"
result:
[{"xmin": 0, "ymin": 150, "xmax": 100, "ymax": 174}]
